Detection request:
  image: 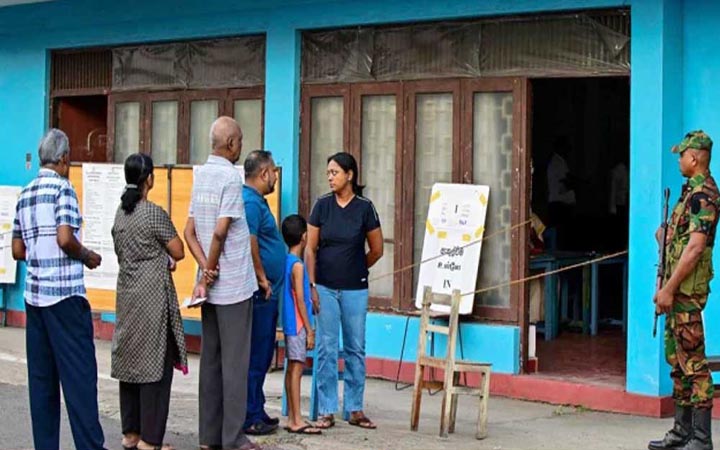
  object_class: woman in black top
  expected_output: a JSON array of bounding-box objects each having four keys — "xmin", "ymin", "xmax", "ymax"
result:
[{"xmin": 305, "ymin": 152, "xmax": 384, "ymax": 430}]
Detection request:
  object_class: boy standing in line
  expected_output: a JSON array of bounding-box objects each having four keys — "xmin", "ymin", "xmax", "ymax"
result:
[{"xmin": 281, "ymin": 215, "xmax": 322, "ymax": 435}]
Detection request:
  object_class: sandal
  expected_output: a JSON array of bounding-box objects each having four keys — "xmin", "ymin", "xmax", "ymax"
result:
[
  {"xmin": 314, "ymin": 414, "xmax": 335, "ymax": 429},
  {"xmin": 348, "ymin": 413, "xmax": 377, "ymax": 430},
  {"xmin": 137, "ymin": 441, "xmax": 174, "ymax": 450},
  {"xmin": 122, "ymin": 434, "xmax": 140, "ymax": 450},
  {"xmin": 287, "ymin": 424, "xmax": 322, "ymax": 435}
]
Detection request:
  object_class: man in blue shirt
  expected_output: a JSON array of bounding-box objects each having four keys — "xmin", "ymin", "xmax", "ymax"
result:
[{"xmin": 242, "ymin": 150, "xmax": 287, "ymax": 435}]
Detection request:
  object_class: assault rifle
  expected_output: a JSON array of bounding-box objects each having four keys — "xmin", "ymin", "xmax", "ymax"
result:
[{"xmin": 653, "ymin": 188, "xmax": 671, "ymax": 338}]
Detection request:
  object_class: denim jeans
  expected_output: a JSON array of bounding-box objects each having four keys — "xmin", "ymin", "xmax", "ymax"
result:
[{"xmin": 316, "ymin": 285, "xmax": 368, "ymax": 415}]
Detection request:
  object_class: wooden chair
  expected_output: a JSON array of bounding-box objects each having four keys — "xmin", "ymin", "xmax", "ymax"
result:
[{"xmin": 410, "ymin": 286, "xmax": 492, "ymax": 439}]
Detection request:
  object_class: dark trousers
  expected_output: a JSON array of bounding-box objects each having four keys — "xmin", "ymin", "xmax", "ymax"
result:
[
  {"xmin": 245, "ymin": 292, "xmax": 279, "ymax": 427},
  {"xmin": 26, "ymin": 296, "xmax": 105, "ymax": 450},
  {"xmin": 200, "ymin": 300, "xmax": 253, "ymax": 448},
  {"xmin": 119, "ymin": 339, "xmax": 175, "ymax": 445}
]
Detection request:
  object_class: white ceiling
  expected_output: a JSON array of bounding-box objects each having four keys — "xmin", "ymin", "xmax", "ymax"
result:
[{"xmin": 0, "ymin": 0, "xmax": 52, "ymax": 7}]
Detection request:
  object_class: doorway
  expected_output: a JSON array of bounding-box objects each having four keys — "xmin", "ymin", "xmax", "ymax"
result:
[
  {"xmin": 529, "ymin": 77, "xmax": 630, "ymax": 386},
  {"xmin": 53, "ymin": 95, "xmax": 108, "ymax": 163}
]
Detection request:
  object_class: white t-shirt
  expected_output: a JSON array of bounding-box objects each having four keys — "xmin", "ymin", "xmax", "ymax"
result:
[{"xmin": 547, "ymin": 153, "xmax": 576, "ymax": 205}]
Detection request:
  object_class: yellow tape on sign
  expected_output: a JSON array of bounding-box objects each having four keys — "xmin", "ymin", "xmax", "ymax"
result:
[
  {"xmin": 475, "ymin": 226, "xmax": 485, "ymax": 238},
  {"xmin": 438, "ymin": 231, "xmax": 447, "ymax": 239},
  {"xmin": 462, "ymin": 234, "xmax": 471, "ymax": 242},
  {"xmin": 426, "ymin": 220, "xmax": 435, "ymax": 235},
  {"xmin": 479, "ymin": 193, "xmax": 488, "ymax": 206},
  {"xmin": 430, "ymin": 191, "xmax": 441, "ymax": 203}
]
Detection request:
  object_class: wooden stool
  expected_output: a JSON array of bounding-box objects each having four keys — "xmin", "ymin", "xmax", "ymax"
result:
[{"xmin": 410, "ymin": 286, "xmax": 492, "ymax": 439}]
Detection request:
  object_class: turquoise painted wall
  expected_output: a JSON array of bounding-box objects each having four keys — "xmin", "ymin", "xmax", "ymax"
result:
[
  {"xmin": 0, "ymin": 0, "xmax": 654, "ymax": 383},
  {"xmin": 99, "ymin": 311, "xmax": 520, "ymax": 373},
  {"xmin": 684, "ymin": 0, "xmax": 720, "ymax": 360},
  {"xmin": 625, "ymin": 0, "xmax": 682, "ymax": 398}
]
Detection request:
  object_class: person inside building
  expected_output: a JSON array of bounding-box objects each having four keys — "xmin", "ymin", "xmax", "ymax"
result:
[
  {"xmin": 305, "ymin": 152, "xmax": 384, "ymax": 430},
  {"xmin": 649, "ymin": 130, "xmax": 718, "ymax": 450},
  {"xmin": 111, "ymin": 153, "xmax": 188, "ymax": 450},
  {"xmin": 546, "ymin": 136, "xmax": 577, "ymax": 249}
]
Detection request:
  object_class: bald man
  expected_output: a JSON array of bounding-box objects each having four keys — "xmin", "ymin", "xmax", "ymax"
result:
[{"xmin": 185, "ymin": 116, "xmax": 260, "ymax": 450}]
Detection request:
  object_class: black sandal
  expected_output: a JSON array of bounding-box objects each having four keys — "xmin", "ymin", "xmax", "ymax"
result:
[{"xmin": 287, "ymin": 424, "xmax": 322, "ymax": 435}]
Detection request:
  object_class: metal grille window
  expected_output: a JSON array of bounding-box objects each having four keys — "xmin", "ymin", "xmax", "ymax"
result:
[
  {"xmin": 302, "ymin": 10, "xmax": 630, "ymax": 83},
  {"xmin": 112, "ymin": 36, "xmax": 266, "ymax": 91},
  {"xmin": 51, "ymin": 49, "xmax": 112, "ymax": 92}
]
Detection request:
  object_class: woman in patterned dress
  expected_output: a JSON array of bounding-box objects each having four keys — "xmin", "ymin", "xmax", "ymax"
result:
[{"xmin": 111, "ymin": 153, "xmax": 188, "ymax": 450}]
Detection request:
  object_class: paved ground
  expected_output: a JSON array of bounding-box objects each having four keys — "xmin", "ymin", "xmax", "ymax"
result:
[{"xmin": 0, "ymin": 326, "xmax": 716, "ymax": 450}]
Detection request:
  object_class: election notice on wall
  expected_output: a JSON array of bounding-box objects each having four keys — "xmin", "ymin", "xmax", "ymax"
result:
[
  {"xmin": 0, "ymin": 186, "xmax": 21, "ymax": 285},
  {"xmin": 414, "ymin": 183, "xmax": 490, "ymax": 315},
  {"xmin": 82, "ymin": 164, "xmax": 125, "ymax": 290}
]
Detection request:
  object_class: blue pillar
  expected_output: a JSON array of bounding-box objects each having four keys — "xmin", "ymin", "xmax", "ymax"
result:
[
  {"xmin": 626, "ymin": 0, "xmax": 684, "ymax": 397},
  {"xmin": 0, "ymin": 37, "xmax": 45, "ymax": 314},
  {"xmin": 264, "ymin": 24, "xmax": 301, "ymax": 219}
]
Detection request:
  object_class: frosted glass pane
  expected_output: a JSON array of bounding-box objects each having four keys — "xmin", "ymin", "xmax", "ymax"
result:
[
  {"xmin": 361, "ymin": 95, "xmax": 396, "ymax": 299},
  {"xmin": 413, "ymin": 94, "xmax": 453, "ymax": 286},
  {"xmin": 190, "ymin": 100, "xmax": 219, "ymax": 165},
  {"xmin": 151, "ymin": 101, "xmax": 178, "ymax": 165},
  {"xmin": 114, "ymin": 102, "xmax": 140, "ymax": 164},
  {"xmin": 310, "ymin": 97, "xmax": 344, "ymax": 203},
  {"xmin": 473, "ymin": 93, "xmax": 513, "ymax": 307},
  {"xmin": 234, "ymin": 99, "xmax": 263, "ymax": 153}
]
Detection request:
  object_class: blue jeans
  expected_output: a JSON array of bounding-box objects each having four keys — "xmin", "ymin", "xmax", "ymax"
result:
[
  {"xmin": 26, "ymin": 296, "xmax": 105, "ymax": 450},
  {"xmin": 244, "ymin": 290, "xmax": 279, "ymax": 427},
  {"xmin": 316, "ymin": 285, "xmax": 368, "ymax": 415}
]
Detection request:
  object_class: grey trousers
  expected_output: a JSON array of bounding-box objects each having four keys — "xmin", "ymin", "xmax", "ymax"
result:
[{"xmin": 199, "ymin": 300, "xmax": 253, "ymax": 448}]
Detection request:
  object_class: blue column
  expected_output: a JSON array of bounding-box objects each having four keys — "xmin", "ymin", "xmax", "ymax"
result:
[
  {"xmin": 263, "ymin": 24, "xmax": 301, "ymax": 218},
  {"xmin": 626, "ymin": 0, "xmax": 684, "ymax": 397},
  {"xmin": 0, "ymin": 37, "xmax": 46, "ymax": 314}
]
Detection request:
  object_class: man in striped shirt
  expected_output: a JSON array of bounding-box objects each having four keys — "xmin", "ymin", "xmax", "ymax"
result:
[
  {"xmin": 12, "ymin": 129, "xmax": 106, "ymax": 450},
  {"xmin": 184, "ymin": 116, "xmax": 259, "ymax": 450}
]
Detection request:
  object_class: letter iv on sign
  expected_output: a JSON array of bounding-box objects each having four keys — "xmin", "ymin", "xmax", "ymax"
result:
[{"xmin": 414, "ymin": 183, "xmax": 490, "ymax": 314}]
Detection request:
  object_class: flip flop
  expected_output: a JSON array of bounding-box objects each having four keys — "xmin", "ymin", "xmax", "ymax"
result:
[
  {"xmin": 314, "ymin": 415, "xmax": 335, "ymax": 429},
  {"xmin": 348, "ymin": 415, "xmax": 377, "ymax": 430},
  {"xmin": 287, "ymin": 424, "xmax": 322, "ymax": 435}
]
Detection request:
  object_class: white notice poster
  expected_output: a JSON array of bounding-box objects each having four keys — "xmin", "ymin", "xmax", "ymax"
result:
[
  {"xmin": 82, "ymin": 164, "xmax": 125, "ymax": 290},
  {"xmin": 414, "ymin": 183, "xmax": 490, "ymax": 315},
  {"xmin": 0, "ymin": 186, "xmax": 21, "ymax": 284}
]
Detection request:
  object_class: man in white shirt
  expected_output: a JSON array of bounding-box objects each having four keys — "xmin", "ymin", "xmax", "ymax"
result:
[
  {"xmin": 184, "ymin": 117, "xmax": 260, "ymax": 450},
  {"xmin": 546, "ymin": 137, "xmax": 577, "ymax": 249}
]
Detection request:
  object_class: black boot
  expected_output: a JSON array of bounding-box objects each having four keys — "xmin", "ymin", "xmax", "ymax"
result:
[
  {"xmin": 649, "ymin": 405, "xmax": 693, "ymax": 450},
  {"xmin": 681, "ymin": 407, "xmax": 713, "ymax": 450}
]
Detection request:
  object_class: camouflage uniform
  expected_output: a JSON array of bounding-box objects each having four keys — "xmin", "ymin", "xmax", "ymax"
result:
[{"xmin": 664, "ymin": 132, "xmax": 720, "ymax": 409}]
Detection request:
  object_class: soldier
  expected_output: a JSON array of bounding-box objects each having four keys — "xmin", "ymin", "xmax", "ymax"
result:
[{"xmin": 649, "ymin": 130, "xmax": 719, "ymax": 450}]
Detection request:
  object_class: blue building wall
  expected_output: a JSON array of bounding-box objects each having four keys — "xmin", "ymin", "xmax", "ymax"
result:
[
  {"xmin": 684, "ymin": 0, "xmax": 720, "ymax": 358},
  {"xmin": 10, "ymin": 0, "xmax": 720, "ymax": 388}
]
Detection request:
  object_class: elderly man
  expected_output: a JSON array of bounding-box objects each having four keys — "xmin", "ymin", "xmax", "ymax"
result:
[
  {"xmin": 12, "ymin": 129, "xmax": 105, "ymax": 450},
  {"xmin": 184, "ymin": 116, "xmax": 260, "ymax": 450},
  {"xmin": 241, "ymin": 150, "xmax": 285, "ymax": 435}
]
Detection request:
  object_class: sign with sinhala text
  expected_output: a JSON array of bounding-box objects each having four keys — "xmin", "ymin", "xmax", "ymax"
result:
[
  {"xmin": 414, "ymin": 183, "xmax": 490, "ymax": 315},
  {"xmin": 0, "ymin": 186, "xmax": 21, "ymax": 285}
]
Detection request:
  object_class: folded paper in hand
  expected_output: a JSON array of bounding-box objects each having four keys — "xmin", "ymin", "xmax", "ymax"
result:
[{"xmin": 182, "ymin": 297, "xmax": 207, "ymax": 308}]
